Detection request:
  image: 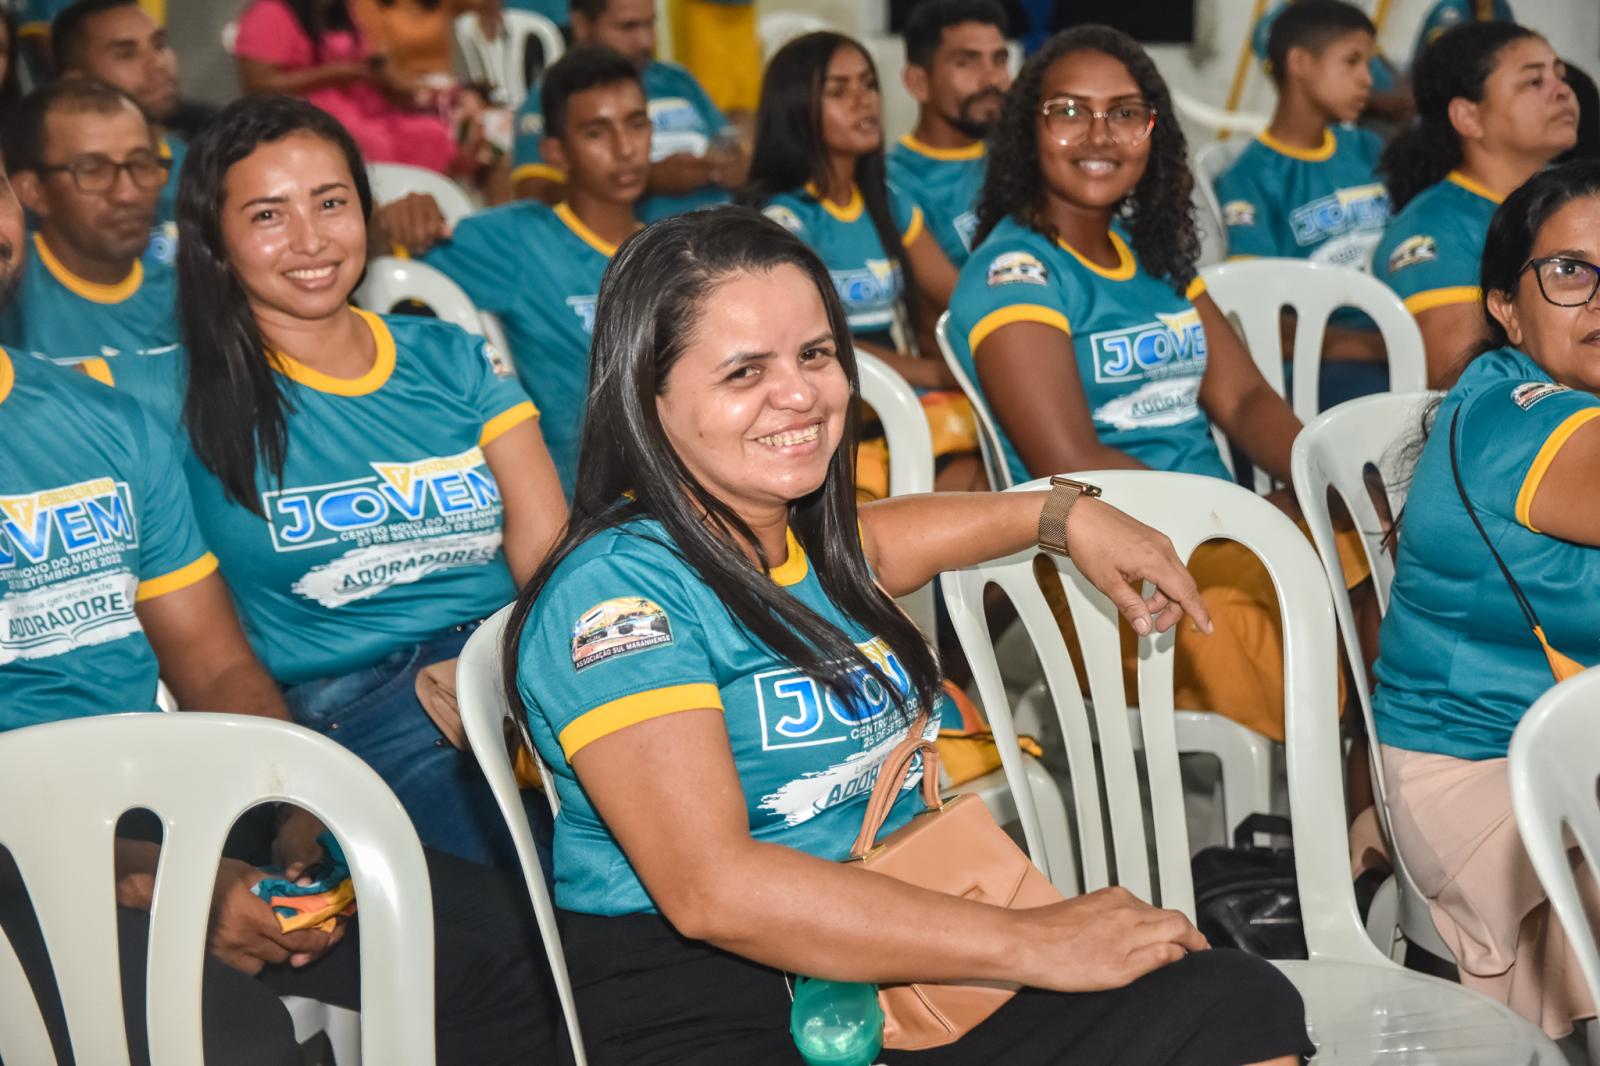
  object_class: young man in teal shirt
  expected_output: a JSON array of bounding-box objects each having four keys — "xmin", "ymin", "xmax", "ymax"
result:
[
  {"xmin": 53, "ymin": 0, "xmax": 188, "ymax": 225},
  {"xmin": 887, "ymin": 0, "xmax": 1010, "ymax": 268},
  {"xmin": 0, "ymin": 79, "xmax": 176, "ymax": 364},
  {"xmin": 1218, "ymin": 0, "xmax": 1391, "ymax": 406},
  {"xmin": 425, "ymin": 45, "xmax": 648, "ymax": 497},
  {"xmin": 510, "ymin": 0, "xmax": 744, "ymax": 222}
]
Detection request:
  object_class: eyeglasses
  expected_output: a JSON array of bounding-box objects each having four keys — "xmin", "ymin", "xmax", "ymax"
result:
[
  {"xmin": 1037, "ymin": 97, "xmax": 1157, "ymax": 146},
  {"xmin": 1519, "ymin": 256, "xmax": 1600, "ymax": 307},
  {"xmin": 36, "ymin": 152, "xmax": 169, "ymax": 193}
]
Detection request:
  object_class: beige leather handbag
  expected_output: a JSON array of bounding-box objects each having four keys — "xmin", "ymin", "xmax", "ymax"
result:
[{"xmin": 848, "ymin": 713, "xmax": 1063, "ymax": 1050}]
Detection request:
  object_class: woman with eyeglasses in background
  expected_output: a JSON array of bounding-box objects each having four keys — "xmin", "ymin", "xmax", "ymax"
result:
[
  {"xmin": 1372, "ymin": 159, "xmax": 1600, "ymax": 1039},
  {"xmin": 945, "ymin": 25, "xmax": 1353, "ymax": 745}
]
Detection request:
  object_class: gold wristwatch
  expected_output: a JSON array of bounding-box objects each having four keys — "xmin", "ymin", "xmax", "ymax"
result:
[{"xmin": 1037, "ymin": 475, "xmax": 1101, "ymax": 558}]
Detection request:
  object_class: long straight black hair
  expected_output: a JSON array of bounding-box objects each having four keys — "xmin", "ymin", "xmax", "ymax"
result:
[
  {"xmin": 501, "ymin": 206, "xmax": 943, "ymax": 726},
  {"xmin": 739, "ymin": 32, "xmax": 919, "ymax": 320},
  {"xmin": 283, "ymin": 0, "xmax": 356, "ymax": 62},
  {"xmin": 176, "ymin": 94, "xmax": 373, "ymax": 513}
]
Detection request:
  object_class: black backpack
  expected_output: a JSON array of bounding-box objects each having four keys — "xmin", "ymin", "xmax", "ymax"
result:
[{"xmin": 1190, "ymin": 813, "xmax": 1307, "ymax": 960}]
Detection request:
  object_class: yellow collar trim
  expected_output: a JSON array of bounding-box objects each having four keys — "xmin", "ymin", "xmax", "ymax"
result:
[
  {"xmin": 0, "ymin": 347, "xmax": 13, "ymax": 406},
  {"xmin": 768, "ymin": 527, "xmax": 809, "ymax": 586},
  {"xmin": 1256, "ymin": 128, "xmax": 1336, "ymax": 162},
  {"xmin": 898, "ymin": 133, "xmax": 985, "ymax": 162},
  {"xmin": 1058, "ymin": 229, "xmax": 1136, "ymax": 281},
  {"xmin": 157, "ymin": 136, "xmax": 173, "ymax": 161},
  {"xmin": 1446, "ymin": 170, "xmax": 1505, "ymax": 205},
  {"xmin": 271, "ymin": 308, "xmax": 396, "ymax": 396},
  {"xmin": 555, "ymin": 202, "xmax": 626, "ymax": 257},
  {"xmin": 34, "ymin": 233, "xmax": 143, "ymax": 304},
  {"xmin": 805, "ymin": 182, "xmax": 864, "ymax": 223}
]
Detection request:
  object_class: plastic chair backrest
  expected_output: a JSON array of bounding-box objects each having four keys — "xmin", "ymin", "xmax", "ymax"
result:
[
  {"xmin": 1509, "ymin": 667, "xmax": 1600, "ymax": 1009},
  {"xmin": 0, "ymin": 713, "xmax": 433, "ymax": 1066},
  {"xmin": 1191, "ymin": 140, "xmax": 1248, "ymax": 269},
  {"xmin": 453, "ymin": 10, "xmax": 564, "ymax": 109},
  {"xmin": 933, "ymin": 311, "xmax": 1011, "ymax": 490},
  {"xmin": 367, "ymin": 163, "xmax": 479, "ymax": 228},
  {"xmin": 1201, "ymin": 259, "xmax": 1427, "ymax": 422},
  {"xmin": 1194, "ymin": 138, "xmax": 1249, "ymax": 191},
  {"xmin": 856, "ymin": 352, "xmax": 937, "ymax": 635},
  {"xmin": 759, "ymin": 11, "xmax": 831, "ymax": 58},
  {"xmin": 456, "ymin": 606, "xmax": 587, "ymax": 1066},
  {"xmin": 940, "ymin": 471, "xmax": 1378, "ymax": 963},
  {"xmin": 353, "ymin": 255, "xmax": 488, "ymax": 336},
  {"xmin": 1169, "ymin": 88, "xmax": 1270, "ymax": 136}
]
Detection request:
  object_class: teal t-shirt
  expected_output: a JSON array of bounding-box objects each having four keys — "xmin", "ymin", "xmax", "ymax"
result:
[
  {"xmin": 423, "ymin": 200, "xmax": 611, "ymax": 498},
  {"xmin": 1215, "ymin": 127, "xmax": 1389, "ymax": 271},
  {"xmin": 512, "ymin": 60, "xmax": 732, "ymax": 223},
  {"xmin": 517, "ymin": 517, "xmax": 944, "ymax": 916},
  {"xmin": 761, "ymin": 183, "xmax": 923, "ymax": 345},
  {"xmin": 1373, "ymin": 347, "xmax": 1598, "ymax": 760},
  {"xmin": 886, "ymin": 134, "xmax": 986, "ymax": 266},
  {"xmin": 180, "ymin": 310, "xmax": 538, "ymax": 684},
  {"xmin": 0, "ymin": 346, "xmax": 216, "ymax": 730},
  {"xmin": 505, "ymin": 0, "xmax": 568, "ymax": 25},
  {"xmin": 1373, "ymin": 171, "xmax": 1500, "ymax": 318},
  {"xmin": 0, "ymin": 230, "xmax": 178, "ymax": 363},
  {"xmin": 157, "ymin": 133, "xmax": 187, "ymax": 226},
  {"xmin": 949, "ymin": 217, "xmax": 1228, "ymax": 486}
]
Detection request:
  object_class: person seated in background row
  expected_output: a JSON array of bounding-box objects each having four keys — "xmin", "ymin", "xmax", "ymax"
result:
[
  {"xmin": 1372, "ymin": 159, "xmax": 1600, "ymax": 1040},
  {"xmin": 1250, "ymin": 0, "xmax": 1411, "ymax": 129},
  {"xmin": 1374, "ymin": 21, "xmax": 1577, "ymax": 385},
  {"xmin": 505, "ymin": 203, "xmax": 1311, "ymax": 1066},
  {"xmin": 52, "ymin": 0, "xmax": 186, "ymax": 224},
  {"xmin": 0, "ymin": 153, "xmax": 562, "ymax": 1066},
  {"xmin": 233, "ymin": 0, "xmax": 458, "ymax": 174},
  {"xmin": 888, "ymin": 0, "xmax": 1012, "ymax": 269},
  {"xmin": 0, "ymin": 77, "xmax": 176, "ymax": 364},
  {"xmin": 949, "ymin": 25, "xmax": 1372, "ymax": 744},
  {"xmin": 742, "ymin": 30, "xmax": 985, "ymax": 496},
  {"xmin": 1217, "ymin": 0, "xmax": 1393, "ymax": 409},
  {"xmin": 510, "ymin": 0, "xmax": 744, "ymax": 220},
  {"xmin": 408, "ymin": 45, "xmax": 648, "ymax": 498},
  {"xmin": 103, "ymin": 94, "xmax": 569, "ymax": 871},
  {"xmin": 1409, "ymin": 0, "xmax": 1513, "ymax": 71}
]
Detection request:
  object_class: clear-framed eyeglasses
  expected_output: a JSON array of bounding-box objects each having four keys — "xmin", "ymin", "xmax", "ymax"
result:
[
  {"xmin": 1037, "ymin": 97, "xmax": 1157, "ymax": 147},
  {"xmin": 1519, "ymin": 257, "xmax": 1600, "ymax": 307}
]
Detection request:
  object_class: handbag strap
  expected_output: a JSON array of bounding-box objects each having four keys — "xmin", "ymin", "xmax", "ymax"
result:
[{"xmin": 849, "ymin": 712, "xmax": 943, "ymax": 860}]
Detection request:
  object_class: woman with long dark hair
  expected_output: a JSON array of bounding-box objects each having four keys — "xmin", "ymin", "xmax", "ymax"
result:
[
  {"xmin": 172, "ymin": 94, "xmax": 566, "ymax": 869},
  {"xmin": 1373, "ymin": 21, "xmax": 1577, "ymax": 385},
  {"xmin": 503, "ymin": 205, "xmax": 1311, "ymax": 1065},
  {"xmin": 233, "ymin": 0, "xmax": 457, "ymax": 172},
  {"xmin": 948, "ymin": 25, "xmax": 1349, "ymax": 743},
  {"xmin": 1373, "ymin": 159, "xmax": 1600, "ymax": 1038}
]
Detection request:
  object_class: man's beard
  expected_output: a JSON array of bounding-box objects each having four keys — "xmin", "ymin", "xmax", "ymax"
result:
[{"xmin": 949, "ymin": 89, "xmax": 1005, "ymax": 140}]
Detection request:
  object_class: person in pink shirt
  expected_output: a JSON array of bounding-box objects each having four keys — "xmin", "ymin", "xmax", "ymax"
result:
[{"xmin": 233, "ymin": 0, "xmax": 455, "ymax": 173}]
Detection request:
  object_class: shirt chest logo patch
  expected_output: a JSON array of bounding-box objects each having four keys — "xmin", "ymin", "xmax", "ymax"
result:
[
  {"xmin": 1089, "ymin": 307, "xmax": 1208, "ymax": 385},
  {"xmin": 570, "ymin": 597, "xmax": 672, "ymax": 671},
  {"xmin": 1222, "ymin": 200, "xmax": 1257, "ymax": 227},
  {"xmin": 1511, "ymin": 382, "xmax": 1571, "ymax": 410},
  {"xmin": 1387, "ymin": 234, "xmax": 1437, "ymax": 273},
  {"xmin": 762, "ymin": 205, "xmax": 805, "ymax": 236},
  {"xmin": 986, "ymin": 250, "xmax": 1048, "ymax": 287}
]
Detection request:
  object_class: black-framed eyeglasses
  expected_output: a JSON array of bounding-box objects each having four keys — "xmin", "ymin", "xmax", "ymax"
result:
[
  {"xmin": 1519, "ymin": 256, "xmax": 1600, "ymax": 307},
  {"xmin": 36, "ymin": 152, "xmax": 169, "ymax": 193},
  {"xmin": 1037, "ymin": 96, "xmax": 1157, "ymax": 146}
]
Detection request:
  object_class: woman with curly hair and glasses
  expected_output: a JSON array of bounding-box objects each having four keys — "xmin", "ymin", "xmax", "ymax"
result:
[{"xmin": 946, "ymin": 24, "xmax": 1354, "ymax": 743}]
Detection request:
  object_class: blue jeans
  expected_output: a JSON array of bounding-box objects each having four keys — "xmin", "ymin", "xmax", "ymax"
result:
[{"xmin": 283, "ymin": 624, "xmax": 551, "ymax": 873}]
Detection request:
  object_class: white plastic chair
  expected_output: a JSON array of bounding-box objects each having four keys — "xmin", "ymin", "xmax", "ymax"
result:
[
  {"xmin": 1191, "ymin": 139, "xmax": 1249, "ymax": 269},
  {"xmin": 454, "ymin": 9, "xmax": 564, "ymax": 109},
  {"xmin": 940, "ymin": 472, "xmax": 1562, "ymax": 1063},
  {"xmin": 1201, "ymin": 258, "xmax": 1428, "ymax": 423},
  {"xmin": 354, "ymin": 256, "xmax": 513, "ymax": 361},
  {"xmin": 933, "ymin": 311, "xmax": 1011, "ymax": 491},
  {"xmin": 455, "ymin": 606, "xmax": 586, "ymax": 1066},
  {"xmin": 1291, "ymin": 390, "xmax": 1454, "ymax": 963},
  {"xmin": 1510, "ymin": 667, "xmax": 1600, "ymax": 1015},
  {"xmin": 0, "ymin": 713, "xmax": 434, "ymax": 1066},
  {"xmin": 758, "ymin": 11, "xmax": 831, "ymax": 59},
  {"xmin": 856, "ymin": 351, "xmax": 936, "ymax": 637},
  {"xmin": 367, "ymin": 163, "xmax": 480, "ymax": 228},
  {"xmin": 1169, "ymin": 87, "xmax": 1270, "ymax": 137}
]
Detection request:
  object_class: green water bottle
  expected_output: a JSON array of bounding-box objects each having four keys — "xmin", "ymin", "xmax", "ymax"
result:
[{"xmin": 789, "ymin": 976, "xmax": 884, "ymax": 1066}]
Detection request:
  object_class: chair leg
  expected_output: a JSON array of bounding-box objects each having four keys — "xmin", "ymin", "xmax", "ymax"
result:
[{"xmin": 1173, "ymin": 713, "xmax": 1276, "ymax": 839}]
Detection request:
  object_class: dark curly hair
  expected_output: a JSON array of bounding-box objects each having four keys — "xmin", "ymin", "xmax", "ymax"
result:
[
  {"xmin": 1379, "ymin": 21, "xmax": 1537, "ymax": 212},
  {"xmin": 974, "ymin": 25, "xmax": 1198, "ymax": 292}
]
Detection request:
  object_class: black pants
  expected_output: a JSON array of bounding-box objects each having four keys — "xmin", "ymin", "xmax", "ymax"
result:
[
  {"xmin": 0, "ymin": 808, "xmax": 565, "ymax": 1066},
  {"xmin": 560, "ymin": 910, "xmax": 1314, "ymax": 1066}
]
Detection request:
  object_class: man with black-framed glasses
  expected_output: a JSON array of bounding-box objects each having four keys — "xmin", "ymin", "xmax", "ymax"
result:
[{"xmin": 0, "ymin": 77, "xmax": 177, "ymax": 370}]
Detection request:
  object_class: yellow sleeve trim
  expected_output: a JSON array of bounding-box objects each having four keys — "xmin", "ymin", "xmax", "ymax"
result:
[
  {"xmin": 17, "ymin": 21, "xmax": 49, "ymax": 37},
  {"xmin": 512, "ymin": 162, "xmax": 565, "ymax": 185},
  {"xmin": 79, "ymin": 358, "xmax": 115, "ymax": 386},
  {"xmin": 559, "ymin": 682, "xmax": 723, "ymax": 759},
  {"xmin": 1514, "ymin": 408, "xmax": 1600, "ymax": 532},
  {"xmin": 479, "ymin": 400, "xmax": 538, "ymax": 448},
  {"xmin": 1185, "ymin": 276, "xmax": 1208, "ymax": 301},
  {"xmin": 901, "ymin": 206, "xmax": 925, "ymax": 247},
  {"xmin": 136, "ymin": 553, "xmax": 218, "ymax": 602},
  {"xmin": 967, "ymin": 304, "xmax": 1071, "ymax": 354},
  {"xmin": 1403, "ymin": 286, "xmax": 1480, "ymax": 315}
]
